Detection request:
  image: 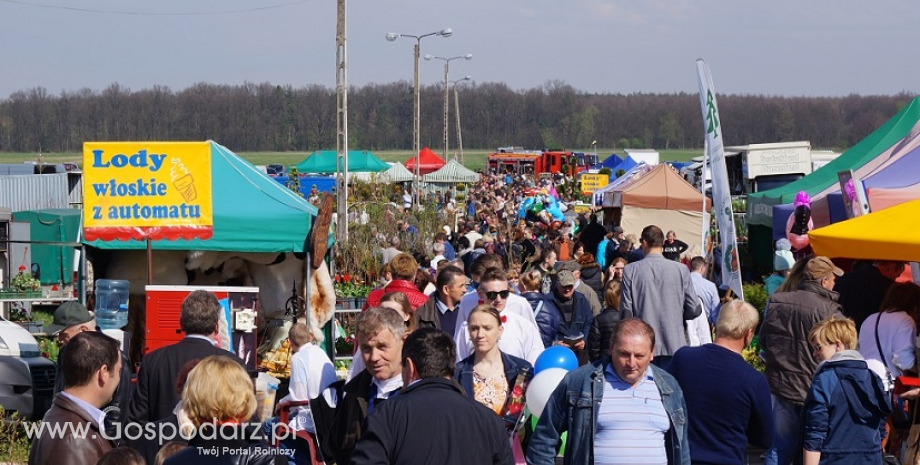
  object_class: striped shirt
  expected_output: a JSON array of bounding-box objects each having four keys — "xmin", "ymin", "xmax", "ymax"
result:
[{"xmin": 594, "ymin": 364, "xmax": 669, "ymax": 465}]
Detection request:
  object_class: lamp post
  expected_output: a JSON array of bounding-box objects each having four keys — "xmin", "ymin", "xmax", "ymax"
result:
[
  {"xmin": 451, "ymin": 76, "xmax": 471, "ymax": 164},
  {"xmin": 386, "ymin": 28, "xmax": 452, "ymax": 209},
  {"xmin": 425, "ymin": 53, "xmax": 472, "ymax": 160}
]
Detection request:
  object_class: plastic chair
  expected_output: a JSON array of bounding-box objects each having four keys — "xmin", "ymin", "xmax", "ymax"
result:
[{"xmin": 274, "ymin": 400, "xmax": 325, "ymax": 465}]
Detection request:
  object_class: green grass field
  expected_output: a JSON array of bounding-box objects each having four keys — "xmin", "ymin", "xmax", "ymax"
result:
[{"xmin": 0, "ymin": 148, "xmax": 704, "ymax": 174}]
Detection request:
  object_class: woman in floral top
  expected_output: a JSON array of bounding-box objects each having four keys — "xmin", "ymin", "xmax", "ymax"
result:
[{"xmin": 454, "ymin": 304, "xmax": 532, "ymax": 414}]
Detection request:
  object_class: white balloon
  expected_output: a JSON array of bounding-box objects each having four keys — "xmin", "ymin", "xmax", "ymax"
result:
[{"xmin": 525, "ymin": 368, "xmax": 569, "ymax": 419}]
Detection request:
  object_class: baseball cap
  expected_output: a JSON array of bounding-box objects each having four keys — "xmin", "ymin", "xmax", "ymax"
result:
[
  {"xmin": 47, "ymin": 301, "xmax": 94, "ymax": 335},
  {"xmin": 561, "ymin": 260, "xmax": 581, "ymax": 272},
  {"xmin": 806, "ymin": 256, "xmax": 844, "ymax": 280},
  {"xmin": 557, "ymin": 270, "xmax": 576, "ymax": 287},
  {"xmin": 612, "ymin": 226, "xmax": 624, "ymax": 234}
]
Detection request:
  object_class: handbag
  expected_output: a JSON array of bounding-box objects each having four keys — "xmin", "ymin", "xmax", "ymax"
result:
[{"xmin": 875, "ymin": 313, "xmax": 913, "ymax": 429}]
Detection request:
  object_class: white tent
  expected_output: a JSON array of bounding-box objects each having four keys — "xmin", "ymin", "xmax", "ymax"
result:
[
  {"xmin": 423, "ymin": 159, "xmax": 480, "ymax": 183},
  {"xmin": 380, "ymin": 162, "xmax": 415, "ymax": 183}
]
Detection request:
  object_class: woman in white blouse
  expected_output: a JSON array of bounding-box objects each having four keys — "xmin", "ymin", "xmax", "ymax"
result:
[{"xmin": 858, "ymin": 282, "xmax": 920, "ymax": 387}]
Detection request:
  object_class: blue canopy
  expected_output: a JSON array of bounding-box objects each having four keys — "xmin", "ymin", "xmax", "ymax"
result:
[
  {"xmin": 601, "ymin": 153, "xmax": 623, "ymax": 169},
  {"xmin": 610, "ymin": 156, "xmax": 639, "ymax": 174}
]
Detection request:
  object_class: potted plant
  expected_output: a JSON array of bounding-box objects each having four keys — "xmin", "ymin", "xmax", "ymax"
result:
[{"xmin": 10, "ymin": 266, "xmax": 41, "ymax": 299}]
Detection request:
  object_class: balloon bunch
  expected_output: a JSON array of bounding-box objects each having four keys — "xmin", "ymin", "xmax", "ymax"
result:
[
  {"xmin": 518, "ymin": 191, "xmax": 566, "ymax": 227},
  {"xmin": 526, "ymin": 346, "xmax": 578, "ymax": 419},
  {"xmin": 786, "ymin": 191, "xmax": 814, "ymax": 251}
]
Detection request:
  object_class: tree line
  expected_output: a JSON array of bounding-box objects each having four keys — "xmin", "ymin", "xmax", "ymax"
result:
[{"xmin": 0, "ymin": 81, "xmax": 913, "ymax": 153}]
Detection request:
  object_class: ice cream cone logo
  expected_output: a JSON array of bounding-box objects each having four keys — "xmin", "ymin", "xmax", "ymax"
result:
[{"xmin": 171, "ymin": 158, "xmax": 197, "ymax": 202}]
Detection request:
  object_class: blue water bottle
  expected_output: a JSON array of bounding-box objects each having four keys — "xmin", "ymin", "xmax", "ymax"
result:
[{"xmin": 95, "ymin": 279, "xmax": 130, "ymax": 330}]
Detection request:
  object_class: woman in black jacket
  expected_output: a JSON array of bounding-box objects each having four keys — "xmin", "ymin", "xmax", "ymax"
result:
[
  {"xmin": 587, "ymin": 280, "xmax": 628, "ymax": 362},
  {"xmin": 577, "ymin": 253, "xmax": 604, "ymax": 304}
]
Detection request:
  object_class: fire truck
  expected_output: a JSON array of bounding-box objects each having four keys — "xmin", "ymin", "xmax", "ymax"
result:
[{"xmin": 488, "ymin": 147, "xmax": 597, "ymax": 176}]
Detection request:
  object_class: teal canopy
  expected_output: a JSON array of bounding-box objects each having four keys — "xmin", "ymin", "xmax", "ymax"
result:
[
  {"xmin": 747, "ymin": 96, "xmax": 920, "ymax": 226},
  {"xmin": 294, "ymin": 150, "xmax": 389, "ymax": 174},
  {"xmin": 85, "ymin": 141, "xmax": 316, "ymax": 252}
]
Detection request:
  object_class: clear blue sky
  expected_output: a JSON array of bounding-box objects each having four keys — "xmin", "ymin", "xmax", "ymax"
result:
[{"xmin": 1, "ymin": 0, "xmax": 916, "ymax": 98}]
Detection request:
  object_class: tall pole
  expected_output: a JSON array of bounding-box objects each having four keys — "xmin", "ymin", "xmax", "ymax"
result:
[
  {"xmin": 335, "ymin": 0, "xmax": 348, "ymax": 241},
  {"xmin": 386, "ymin": 28, "xmax": 453, "ymax": 208},
  {"xmin": 454, "ymin": 83, "xmax": 462, "ymax": 164},
  {"xmin": 425, "ymin": 54, "xmax": 472, "ymax": 162},
  {"xmin": 452, "ymin": 76, "xmax": 470, "ymax": 165},
  {"xmin": 413, "ymin": 40, "xmax": 421, "ymax": 208},
  {"xmin": 442, "ymin": 62, "xmax": 450, "ymax": 160}
]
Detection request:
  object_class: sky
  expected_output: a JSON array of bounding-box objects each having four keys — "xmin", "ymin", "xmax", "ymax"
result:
[{"xmin": 1, "ymin": 0, "xmax": 917, "ymax": 99}]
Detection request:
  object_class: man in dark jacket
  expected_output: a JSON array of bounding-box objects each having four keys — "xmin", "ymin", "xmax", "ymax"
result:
[
  {"xmin": 30, "ymin": 332, "xmax": 121, "ymax": 465},
  {"xmin": 760, "ymin": 256, "xmax": 844, "ymax": 465},
  {"xmin": 351, "ymin": 328, "xmax": 513, "ymax": 465},
  {"xmin": 127, "ymin": 290, "xmax": 246, "ymax": 424},
  {"xmin": 320, "ymin": 307, "xmax": 406, "ymax": 465},
  {"xmin": 578, "ymin": 214, "xmax": 607, "ymax": 260},
  {"xmin": 834, "ymin": 260, "xmax": 904, "ymax": 331},
  {"xmin": 49, "ymin": 301, "xmax": 132, "ymax": 443},
  {"xmin": 415, "ymin": 265, "xmax": 467, "ymax": 336},
  {"xmin": 551, "ymin": 270, "xmax": 594, "ymax": 364}
]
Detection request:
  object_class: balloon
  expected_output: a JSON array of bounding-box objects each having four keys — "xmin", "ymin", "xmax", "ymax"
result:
[
  {"xmin": 785, "ymin": 208, "xmax": 813, "ymax": 251},
  {"xmin": 534, "ymin": 346, "xmax": 578, "ymax": 374},
  {"xmin": 785, "ymin": 190, "xmax": 813, "ymax": 251},
  {"xmin": 525, "ymin": 368, "xmax": 568, "ymax": 419}
]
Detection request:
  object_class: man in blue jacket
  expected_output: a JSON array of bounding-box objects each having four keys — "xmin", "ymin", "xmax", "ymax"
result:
[{"xmin": 527, "ymin": 318, "xmax": 690, "ymax": 465}]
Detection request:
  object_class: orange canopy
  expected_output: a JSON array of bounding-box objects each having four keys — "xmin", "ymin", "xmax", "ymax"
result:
[{"xmin": 617, "ymin": 164, "xmax": 712, "ymax": 211}]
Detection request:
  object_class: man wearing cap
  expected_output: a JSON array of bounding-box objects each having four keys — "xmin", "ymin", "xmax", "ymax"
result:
[
  {"xmin": 559, "ymin": 260, "xmax": 603, "ymax": 317},
  {"xmin": 549, "ymin": 269, "xmax": 593, "ymax": 364},
  {"xmin": 49, "ymin": 301, "xmax": 133, "ymax": 442},
  {"xmin": 759, "ymin": 256, "xmax": 845, "ymax": 465}
]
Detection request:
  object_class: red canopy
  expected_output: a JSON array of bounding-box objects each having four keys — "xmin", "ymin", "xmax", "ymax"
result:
[{"xmin": 405, "ymin": 147, "xmax": 446, "ymax": 175}]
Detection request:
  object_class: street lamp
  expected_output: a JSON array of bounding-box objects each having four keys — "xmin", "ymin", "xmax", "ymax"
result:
[
  {"xmin": 451, "ymin": 76, "xmax": 471, "ymax": 164},
  {"xmin": 425, "ymin": 53, "xmax": 472, "ymax": 160},
  {"xmin": 386, "ymin": 27, "xmax": 452, "ymax": 209}
]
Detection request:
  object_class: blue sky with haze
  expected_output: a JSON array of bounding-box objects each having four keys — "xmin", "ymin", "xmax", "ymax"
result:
[{"xmin": 1, "ymin": 0, "xmax": 916, "ymax": 98}]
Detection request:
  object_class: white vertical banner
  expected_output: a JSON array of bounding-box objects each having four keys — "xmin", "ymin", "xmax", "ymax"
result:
[{"xmin": 696, "ymin": 59, "xmax": 744, "ymax": 301}]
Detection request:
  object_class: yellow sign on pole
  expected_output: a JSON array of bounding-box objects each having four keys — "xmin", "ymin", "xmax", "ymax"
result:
[
  {"xmin": 580, "ymin": 174, "xmax": 609, "ymax": 194},
  {"xmin": 83, "ymin": 142, "xmax": 214, "ymax": 241}
]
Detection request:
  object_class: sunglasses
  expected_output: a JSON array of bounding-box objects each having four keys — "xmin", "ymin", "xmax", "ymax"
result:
[{"xmin": 484, "ymin": 290, "xmax": 511, "ymax": 300}]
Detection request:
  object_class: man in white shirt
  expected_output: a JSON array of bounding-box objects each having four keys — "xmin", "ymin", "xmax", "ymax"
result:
[
  {"xmin": 456, "ymin": 268, "xmax": 544, "ymax": 365},
  {"xmin": 430, "ymin": 242, "xmax": 446, "ymax": 272},
  {"xmin": 458, "ymin": 254, "xmax": 538, "ymax": 329}
]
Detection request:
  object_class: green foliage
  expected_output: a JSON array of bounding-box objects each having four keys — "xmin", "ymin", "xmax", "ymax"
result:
[
  {"xmin": 742, "ymin": 283, "xmax": 768, "ymax": 316},
  {"xmin": 286, "ymin": 167, "xmax": 303, "ymax": 197},
  {"xmin": 738, "ymin": 283, "xmax": 769, "ymax": 372},
  {"xmin": 0, "ymin": 408, "xmax": 30, "ymax": 462},
  {"xmin": 11, "ymin": 271, "xmax": 40, "ymax": 291},
  {"xmin": 598, "ymin": 167, "xmax": 612, "ymax": 176},
  {"xmin": 615, "ymin": 169, "xmax": 625, "ymax": 178},
  {"xmin": 658, "ymin": 112, "xmax": 683, "ymax": 149},
  {"xmin": 742, "ymin": 336, "xmax": 766, "ymax": 372}
]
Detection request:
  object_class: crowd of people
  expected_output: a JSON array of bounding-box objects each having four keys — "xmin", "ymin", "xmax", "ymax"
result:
[{"xmin": 27, "ymin": 171, "xmax": 920, "ymax": 465}]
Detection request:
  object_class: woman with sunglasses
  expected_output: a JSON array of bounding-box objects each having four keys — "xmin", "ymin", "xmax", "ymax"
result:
[{"xmin": 455, "ymin": 304, "xmax": 533, "ymax": 414}]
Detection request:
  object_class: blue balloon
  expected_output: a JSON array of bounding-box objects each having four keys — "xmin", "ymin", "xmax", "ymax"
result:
[{"xmin": 533, "ymin": 346, "xmax": 578, "ymax": 374}]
